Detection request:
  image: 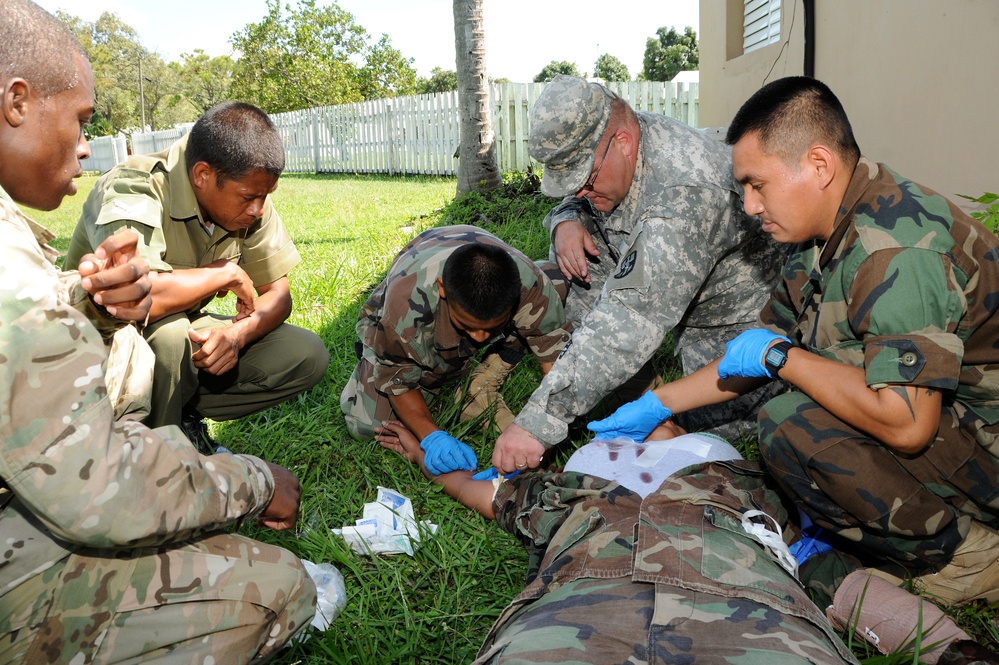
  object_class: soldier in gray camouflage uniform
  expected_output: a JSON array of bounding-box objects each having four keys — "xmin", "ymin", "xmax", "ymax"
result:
[
  {"xmin": 492, "ymin": 75, "xmax": 784, "ymax": 474},
  {"xmin": 595, "ymin": 77, "xmax": 999, "ymax": 604},
  {"xmin": 0, "ymin": 2, "xmax": 316, "ymax": 662},
  {"xmin": 342, "ymin": 225, "xmax": 570, "ymax": 474}
]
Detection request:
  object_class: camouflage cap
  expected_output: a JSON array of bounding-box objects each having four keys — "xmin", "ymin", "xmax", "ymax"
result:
[{"xmin": 529, "ymin": 75, "xmax": 616, "ymax": 197}]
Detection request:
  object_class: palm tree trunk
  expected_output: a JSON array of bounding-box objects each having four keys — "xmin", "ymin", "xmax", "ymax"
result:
[{"xmin": 453, "ymin": 0, "xmax": 502, "ymax": 194}]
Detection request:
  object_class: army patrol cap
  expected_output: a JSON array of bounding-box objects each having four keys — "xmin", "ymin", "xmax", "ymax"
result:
[{"xmin": 529, "ymin": 75, "xmax": 616, "ymax": 197}]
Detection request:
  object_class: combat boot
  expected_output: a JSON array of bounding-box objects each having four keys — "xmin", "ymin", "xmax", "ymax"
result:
[
  {"xmin": 181, "ymin": 406, "xmax": 231, "ymax": 455},
  {"xmin": 914, "ymin": 520, "xmax": 999, "ymax": 604},
  {"xmin": 457, "ymin": 353, "xmax": 517, "ymax": 432},
  {"xmin": 867, "ymin": 520, "xmax": 999, "ymax": 605}
]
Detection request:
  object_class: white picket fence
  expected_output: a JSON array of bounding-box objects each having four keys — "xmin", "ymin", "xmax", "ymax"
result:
[
  {"xmin": 131, "ymin": 124, "xmax": 195, "ymax": 156},
  {"xmin": 79, "ymin": 135, "xmax": 129, "ymax": 173},
  {"xmin": 120, "ymin": 81, "xmax": 699, "ymax": 177}
]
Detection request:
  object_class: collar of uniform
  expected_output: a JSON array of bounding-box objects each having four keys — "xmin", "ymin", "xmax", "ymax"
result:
[
  {"xmin": 818, "ymin": 156, "xmax": 877, "ymax": 270},
  {"xmin": 163, "ymin": 135, "xmax": 207, "ymax": 225},
  {"xmin": 433, "ymin": 298, "xmax": 464, "ymax": 350},
  {"xmin": 0, "ymin": 183, "xmax": 61, "ymax": 265},
  {"xmin": 605, "ymin": 115, "xmax": 646, "ymax": 231}
]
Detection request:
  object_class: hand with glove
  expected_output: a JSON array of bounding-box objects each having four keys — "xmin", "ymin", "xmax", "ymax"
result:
[
  {"xmin": 420, "ymin": 430, "xmax": 478, "ymax": 475},
  {"xmin": 717, "ymin": 329, "xmax": 791, "ymax": 380},
  {"xmin": 587, "ymin": 390, "xmax": 672, "ymax": 442}
]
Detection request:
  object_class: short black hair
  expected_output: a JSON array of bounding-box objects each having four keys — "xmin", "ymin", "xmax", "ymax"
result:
[
  {"xmin": 726, "ymin": 77, "xmax": 860, "ymax": 167},
  {"xmin": 0, "ymin": 0, "xmax": 87, "ymax": 98},
  {"xmin": 186, "ymin": 101, "xmax": 285, "ymax": 187},
  {"xmin": 442, "ymin": 243, "xmax": 521, "ymax": 321}
]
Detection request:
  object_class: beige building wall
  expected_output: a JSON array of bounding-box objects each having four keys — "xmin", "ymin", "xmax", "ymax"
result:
[{"xmin": 699, "ymin": 0, "xmax": 999, "ymax": 204}]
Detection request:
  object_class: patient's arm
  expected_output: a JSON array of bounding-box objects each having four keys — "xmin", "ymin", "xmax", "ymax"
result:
[{"xmin": 376, "ymin": 419, "xmax": 496, "ymax": 519}]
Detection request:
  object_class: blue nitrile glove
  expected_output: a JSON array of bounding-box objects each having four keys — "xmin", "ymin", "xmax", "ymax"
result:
[
  {"xmin": 789, "ymin": 510, "xmax": 834, "ymax": 567},
  {"xmin": 587, "ymin": 391, "xmax": 672, "ymax": 442},
  {"xmin": 420, "ymin": 430, "xmax": 478, "ymax": 475},
  {"xmin": 717, "ymin": 329, "xmax": 791, "ymax": 380}
]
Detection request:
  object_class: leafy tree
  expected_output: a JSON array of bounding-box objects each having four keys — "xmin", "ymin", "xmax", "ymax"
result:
[
  {"xmin": 57, "ymin": 10, "xmax": 152, "ymax": 134},
  {"xmin": 533, "ymin": 60, "xmax": 581, "ymax": 83},
  {"xmin": 171, "ymin": 49, "xmax": 234, "ymax": 115},
  {"xmin": 453, "ymin": 0, "xmax": 501, "ymax": 194},
  {"xmin": 230, "ymin": 0, "xmax": 417, "ymax": 113},
  {"xmin": 136, "ymin": 55, "xmax": 184, "ymax": 131},
  {"xmin": 358, "ymin": 34, "xmax": 418, "ymax": 99},
  {"xmin": 417, "ymin": 67, "xmax": 459, "ymax": 94},
  {"xmin": 641, "ymin": 26, "xmax": 698, "ymax": 82},
  {"xmin": 58, "ymin": 10, "xmax": 198, "ymax": 133},
  {"xmin": 594, "ymin": 53, "xmax": 630, "ymax": 81},
  {"xmin": 83, "ymin": 112, "xmax": 114, "ymax": 141}
]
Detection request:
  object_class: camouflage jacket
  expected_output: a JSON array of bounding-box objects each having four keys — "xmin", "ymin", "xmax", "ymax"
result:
[
  {"xmin": 0, "ymin": 185, "xmax": 277, "ymax": 597},
  {"xmin": 63, "ymin": 136, "xmax": 301, "ymax": 314},
  {"xmin": 760, "ymin": 159, "xmax": 999, "ymax": 425},
  {"xmin": 517, "ymin": 112, "xmax": 783, "ymax": 445},
  {"xmin": 19, "ymin": 205, "xmax": 123, "ymax": 342},
  {"xmin": 357, "ymin": 225, "xmax": 571, "ymax": 395},
  {"xmin": 480, "ymin": 459, "xmax": 856, "ymax": 662}
]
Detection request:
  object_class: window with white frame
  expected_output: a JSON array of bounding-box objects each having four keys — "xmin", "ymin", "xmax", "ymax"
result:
[{"xmin": 743, "ymin": 0, "xmax": 781, "ymax": 53}]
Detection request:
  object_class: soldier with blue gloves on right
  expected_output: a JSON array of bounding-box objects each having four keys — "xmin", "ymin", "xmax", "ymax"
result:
[{"xmin": 591, "ymin": 76, "xmax": 999, "ymax": 606}]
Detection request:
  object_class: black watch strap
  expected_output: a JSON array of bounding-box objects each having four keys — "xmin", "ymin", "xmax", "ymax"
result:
[{"xmin": 764, "ymin": 340, "xmax": 793, "ymax": 379}]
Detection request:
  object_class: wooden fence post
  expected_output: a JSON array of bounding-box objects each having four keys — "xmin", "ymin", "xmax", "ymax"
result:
[{"xmin": 311, "ymin": 108, "xmax": 320, "ymax": 175}]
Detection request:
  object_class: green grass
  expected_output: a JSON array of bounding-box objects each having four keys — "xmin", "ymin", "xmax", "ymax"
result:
[{"xmin": 27, "ymin": 172, "xmax": 999, "ymax": 664}]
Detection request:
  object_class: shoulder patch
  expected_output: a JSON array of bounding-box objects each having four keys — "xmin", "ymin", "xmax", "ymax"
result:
[{"xmin": 614, "ymin": 250, "xmax": 637, "ymax": 279}]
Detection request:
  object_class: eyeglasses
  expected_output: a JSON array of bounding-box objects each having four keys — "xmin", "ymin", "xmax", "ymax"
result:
[{"xmin": 578, "ymin": 135, "xmax": 614, "ymax": 194}]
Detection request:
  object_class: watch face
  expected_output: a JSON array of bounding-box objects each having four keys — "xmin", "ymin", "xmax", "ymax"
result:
[
  {"xmin": 764, "ymin": 343, "xmax": 789, "ymax": 377},
  {"xmin": 765, "ymin": 347, "xmax": 783, "ymax": 365}
]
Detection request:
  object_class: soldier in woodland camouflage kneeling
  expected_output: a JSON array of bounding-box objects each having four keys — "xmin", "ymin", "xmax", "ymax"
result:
[
  {"xmin": 341, "ymin": 225, "xmax": 571, "ymax": 475},
  {"xmin": 0, "ymin": 2, "xmax": 315, "ymax": 661},
  {"xmin": 594, "ymin": 76, "xmax": 999, "ymax": 608}
]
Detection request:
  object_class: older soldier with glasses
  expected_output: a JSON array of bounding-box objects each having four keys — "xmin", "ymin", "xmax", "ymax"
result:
[{"xmin": 492, "ymin": 75, "xmax": 785, "ymax": 474}]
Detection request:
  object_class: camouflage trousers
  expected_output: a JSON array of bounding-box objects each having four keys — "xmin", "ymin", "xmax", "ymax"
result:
[
  {"xmin": 474, "ymin": 577, "xmax": 853, "ymax": 664},
  {"xmin": 0, "ymin": 532, "xmax": 316, "ymax": 664},
  {"xmin": 144, "ymin": 311, "xmax": 330, "ymax": 429},
  {"xmin": 340, "ymin": 358, "xmax": 504, "ymax": 440},
  {"xmin": 759, "ymin": 391, "xmax": 999, "ymax": 568},
  {"xmin": 339, "ymin": 358, "xmax": 444, "ymax": 440}
]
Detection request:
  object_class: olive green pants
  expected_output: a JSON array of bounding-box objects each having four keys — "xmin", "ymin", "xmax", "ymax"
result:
[{"xmin": 144, "ymin": 311, "xmax": 330, "ymax": 429}]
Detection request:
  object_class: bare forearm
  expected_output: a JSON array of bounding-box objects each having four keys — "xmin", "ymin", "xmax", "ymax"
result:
[
  {"xmin": 377, "ymin": 418, "xmax": 496, "ymax": 519},
  {"xmin": 656, "ymin": 350, "xmax": 940, "ymax": 453},
  {"xmin": 779, "ymin": 349, "xmax": 940, "ymax": 453},
  {"xmin": 388, "ymin": 389, "xmax": 440, "ymax": 440},
  {"xmin": 147, "ymin": 261, "xmax": 242, "ymax": 321},
  {"xmin": 657, "ymin": 358, "xmax": 767, "ymax": 413},
  {"xmin": 406, "ymin": 447, "xmax": 495, "ymax": 519},
  {"xmin": 227, "ymin": 284, "xmax": 291, "ymax": 347},
  {"xmin": 434, "ymin": 469, "xmax": 496, "ymax": 519}
]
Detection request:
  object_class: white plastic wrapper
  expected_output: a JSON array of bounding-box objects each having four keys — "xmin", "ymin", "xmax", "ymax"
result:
[
  {"xmin": 300, "ymin": 559, "xmax": 347, "ymax": 631},
  {"xmin": 332, "ymin": 486, "xmax": 438, "ymax": 556}
]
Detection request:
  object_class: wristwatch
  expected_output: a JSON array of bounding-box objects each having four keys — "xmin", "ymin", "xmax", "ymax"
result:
[{"xmin": 763, "ymin": 340, "xmax": 793, "ymax": 378}]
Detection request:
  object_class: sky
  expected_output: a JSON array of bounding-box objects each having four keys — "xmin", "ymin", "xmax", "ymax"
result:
[{"xmin": 34, "ymin": 0, "xmax": 700, "ymax": 82}]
